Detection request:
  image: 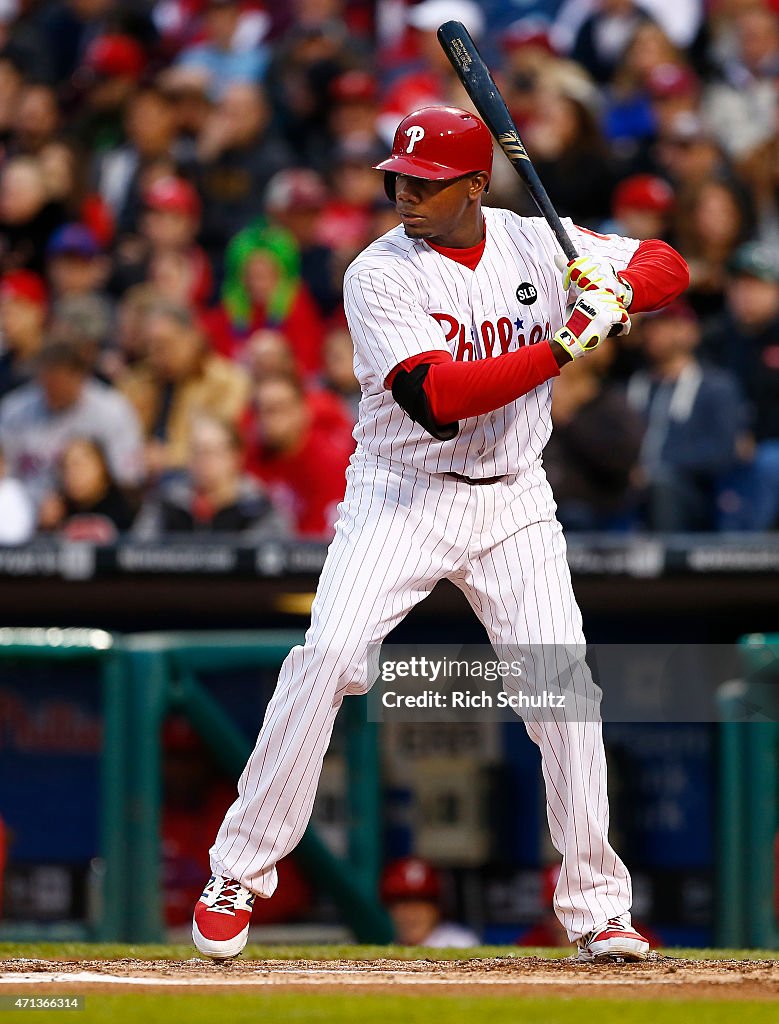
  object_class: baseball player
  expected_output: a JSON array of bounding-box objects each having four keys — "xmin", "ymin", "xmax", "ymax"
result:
[{"xmin": 193, "ymin": 106, "xmax": 689, "ymax": 961}]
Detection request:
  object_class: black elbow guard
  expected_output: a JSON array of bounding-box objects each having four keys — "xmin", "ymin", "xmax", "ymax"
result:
[{"xmin": 391, "ymin": 363, "xmax": 459, "ymax": 441}]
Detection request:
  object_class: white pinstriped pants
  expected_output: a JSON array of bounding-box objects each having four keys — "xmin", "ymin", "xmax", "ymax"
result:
[{"xmin": 210, "ymin": 452, "xmax": 632, "ymax": 940}]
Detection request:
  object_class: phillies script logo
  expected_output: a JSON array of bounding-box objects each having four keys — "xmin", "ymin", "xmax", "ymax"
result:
[{"xmin": 431, "ymin": 313, "xmax": 550, "ymax": 361}]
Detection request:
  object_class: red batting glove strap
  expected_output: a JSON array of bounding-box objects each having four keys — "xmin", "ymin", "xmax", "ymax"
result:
[
  {"xmin": 386, "ymin": 344, "xmax": 560, "ymax": 424},
  {"xmin": 569, "ymin": 267, "xmax": 598, "ymax": 291},
  {"xmin": 618, "ymin": 239, "xmax": 690, "ymax": 312},
  {"xmin": 565, "ymin": 305, "xmax": 597, "ymax": 338}
]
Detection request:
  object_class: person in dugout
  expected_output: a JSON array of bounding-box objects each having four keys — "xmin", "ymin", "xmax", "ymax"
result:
[{"xmin": 380, "ymin": 856, "xmax": 479, "ymax": 948}]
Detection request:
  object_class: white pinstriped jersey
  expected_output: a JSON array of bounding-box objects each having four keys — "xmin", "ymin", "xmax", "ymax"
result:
[{"xmin": 343, "ymin": 207, "xmax": 639, "ymax": 480}]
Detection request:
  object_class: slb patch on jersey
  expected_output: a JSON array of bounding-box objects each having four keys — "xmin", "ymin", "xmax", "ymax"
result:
[{"xmin": 516, "ymin": 282, "xmax": 537, "ymax": 305}]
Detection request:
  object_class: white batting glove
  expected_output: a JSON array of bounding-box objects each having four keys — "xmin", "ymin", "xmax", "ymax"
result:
[
  {"xmin": 553, "ymin": 287, "xmax": 631, "ymax": 361},
  {"xmin": 554, "ymin": 252, "xmax": 633, "ymax": 309}
]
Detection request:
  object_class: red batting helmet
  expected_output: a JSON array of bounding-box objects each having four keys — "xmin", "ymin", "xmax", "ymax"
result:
[
  {"xmin": 374, "ymin": 106, "xmax": 493, "ymax": 201},
  {"xmin": 380, "ymin": 857, "xmax": 442, "ymax": 903}
]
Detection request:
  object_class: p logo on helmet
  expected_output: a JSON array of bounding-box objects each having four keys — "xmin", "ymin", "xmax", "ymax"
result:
[
  {"xmin": 374, "ymin": 105, "xmax": 494, "ymax": 202},
  {"xmin": 405, "ymin": 125, "xmax": 425, "ymax": 153}
]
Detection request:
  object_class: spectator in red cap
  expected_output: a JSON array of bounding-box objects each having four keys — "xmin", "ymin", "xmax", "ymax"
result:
[
  {"xmin": 646, "ymin": 62, "xmax": 700, "ymax": 138},
  {"xmin": 627, "ymin": 301, "xmax": 745, "ymax": 530},
  {"xmin": 244, "ymin": 373, "xmax": 351, "ymax": 539},
  {"xmin": 264, "ymin": 168, "xmax": 339, "ymax": 317},
  {"xmin": 143, "ymin": 176, "xmax": 203, "ymax": 252},
  {"xmin": 608, "ymin": 174, "xmax": 674, "ymax": 241},
  {"xmin": 72, "ymin": 33, "xmax": 147, "ymax": 152},
  {"xmin": 112, "ymin": 175, "xmax": 212, "ymax": 305},
  {"xmin": 83, "ymin": 32, "xmax": 146, "ymax": 82},
  {"xmin": 328, "ymin": 71, "xmax": 381, "ymax": 156},
  {"xmin": 0, "ymin": 270, "xmax": 47, "ymax": 399},
  {"xmin": 380, "ymin": 857, "xmax": 479, "ymax": 948}
]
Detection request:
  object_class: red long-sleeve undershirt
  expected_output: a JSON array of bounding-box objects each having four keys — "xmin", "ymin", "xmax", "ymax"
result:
[
  {"xmin": 384, "ymin": 238, "xmax": 689, "ymax": 426},
  {"xmin": 617, "ymin": 239, "xmax": 690, "ymax": 312}
]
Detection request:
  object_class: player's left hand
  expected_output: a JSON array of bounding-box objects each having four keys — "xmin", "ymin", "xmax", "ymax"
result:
[
  {"xmin": 553, "ymin": 287, "xmax": 631, "ymax": 362},
  {"xmin": 554, "ymin": 252, "xmax": 633, "ymax": 309}
]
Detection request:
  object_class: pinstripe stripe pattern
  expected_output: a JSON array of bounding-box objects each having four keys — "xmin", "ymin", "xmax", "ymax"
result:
[{"xmin": 209, "ymin": 211, "xmax": 639, "ymax": 940}]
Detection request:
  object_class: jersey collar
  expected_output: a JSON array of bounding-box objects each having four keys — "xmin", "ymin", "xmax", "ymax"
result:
[{"xmin": 425, "ymin": 219, "xmax": 487, "ymax": 271}]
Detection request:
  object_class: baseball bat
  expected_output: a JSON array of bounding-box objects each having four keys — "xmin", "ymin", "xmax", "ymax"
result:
[{"xmin": 437, "ymin": 20, "xmax": 578, "ymax": 262}]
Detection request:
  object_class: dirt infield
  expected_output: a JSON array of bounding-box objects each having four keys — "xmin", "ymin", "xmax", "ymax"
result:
[{"xmin": 2, "ymin": 955, "xmax": 779, "ymax": 1000}]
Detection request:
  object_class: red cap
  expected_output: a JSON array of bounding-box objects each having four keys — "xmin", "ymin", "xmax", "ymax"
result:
[
  {"xmin": 647, "ymin": 63, "xmax": 698, "ymax": 100},
  {"xmin": 645, "ymin": 298, "xmax": 697, "ymax": 322},
  {"xmin": 501, "ymin": 18, "xmax": 555, "ymax": 54},
  {"xmin": 375, "ymin": 106, "xmax": 493, "ymax": 200},
  {"xmin": 330, "ymin": 70, "xmax": 377, "ymax": 104},
  {"xmin": 0, "ymin": 270, "xmax": 48, "ymax": 309},
  {"xmin": 380, "ymin": 857, "xmax": 441, "ymax": 903},
  {"xmin": 83, "ymin": 34, "xmax": 146, "ymax": 80},
  {"xmin": 613, "ymin": 174, "xmax": 674, "ymax": 215},
  {"xmin": 265, "ymin": 169, "xmax": 328, "ymax": 212},
  {"xmin": 144, "ymin": 176, "xmax": 201, "ymax": 219}
]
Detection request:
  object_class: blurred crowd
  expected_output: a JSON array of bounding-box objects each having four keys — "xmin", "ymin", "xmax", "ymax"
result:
[{"xmin": 0, "ymin": 0, "xmax": 776, "ymax": 543}]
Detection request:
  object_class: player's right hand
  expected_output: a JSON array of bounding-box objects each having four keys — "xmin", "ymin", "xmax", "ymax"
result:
[
  {"xmin": 554, "ymin": 252, "xmax": 633, "ymax": 309},
  {"xmin": 552, "ymin": 288, "xmax": 630, "ymax": 362}
]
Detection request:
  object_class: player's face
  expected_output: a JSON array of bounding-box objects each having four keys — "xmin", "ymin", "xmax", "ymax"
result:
[{"xmin": 394, "ymin": 172, "xmax": 487, "ymax": 246}]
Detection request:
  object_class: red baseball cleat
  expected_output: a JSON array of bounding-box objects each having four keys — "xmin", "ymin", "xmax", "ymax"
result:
[
  {"xmin": 193, "ymin": 874, "xmax": 255, "ymax": 959},
  {"xmin": 576, "ymin": 913, "xmax": 650, "ymax": 962}
]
